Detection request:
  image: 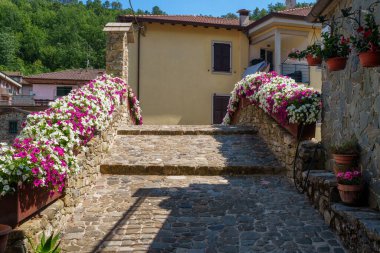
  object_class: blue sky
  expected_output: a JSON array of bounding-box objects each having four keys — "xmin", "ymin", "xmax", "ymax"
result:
[{"xmin": 121, "ymin": 0, "xmax": 316, "ymax": 16}]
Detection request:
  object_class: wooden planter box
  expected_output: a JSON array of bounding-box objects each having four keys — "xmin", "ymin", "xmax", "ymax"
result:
[
  {"xmin": 0, "ymin": 184, "xmax": 63, "ymax": 228},
  {"xmin": 271, "ymin": 113, "xmax": 316, "ymax": 140},
  {"xmin": 233, "ymin": 98, "xmax": 316, "ymax": 140}
]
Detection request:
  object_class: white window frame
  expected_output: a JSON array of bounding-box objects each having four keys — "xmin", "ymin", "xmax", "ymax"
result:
[{"xmin": 212, "ymin": 41, "xmax": 232, "ymax": 74}]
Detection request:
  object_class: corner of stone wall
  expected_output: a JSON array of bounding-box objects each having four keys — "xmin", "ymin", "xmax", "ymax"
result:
[
  {"xmin": 232, "ymin": 104, "xmax": 325, "ymax": 178},
  {"xmin": 5, "ymin": 101, "xmax": 133, "ymax": 253}
]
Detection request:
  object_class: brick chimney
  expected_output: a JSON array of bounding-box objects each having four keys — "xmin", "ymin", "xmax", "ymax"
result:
[
  {"xmin": 286, "ymin": 0, "xmax": 296, "ymax": 9},
  {"xmin": 237, "ymin": 9, "xmax": 251, "ymax": 26}
]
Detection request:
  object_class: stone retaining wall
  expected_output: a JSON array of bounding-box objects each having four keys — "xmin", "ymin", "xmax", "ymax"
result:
[
  {"xmin": 320, "ymin": 0, "xmax": 380, "ymax": 209},
  {"xmin": 303, "ymin": 170, "xmax": 380, "ymax": 253},
  {"xmin": 5, "ymin": 100, "xmax": 134, "ymax": 253},
  {"xmin": 0, "ymin": 111, "xmax": 28, "ymax": 144},
  {"xmin": 231, "ymin": 101, "xmax": 324, "ymax": 177}
]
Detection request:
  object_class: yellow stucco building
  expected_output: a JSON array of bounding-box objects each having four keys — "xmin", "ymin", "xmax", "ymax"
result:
[{"xmin": 117, "ymin": 6, "xmax": 321, "ymax": 125}]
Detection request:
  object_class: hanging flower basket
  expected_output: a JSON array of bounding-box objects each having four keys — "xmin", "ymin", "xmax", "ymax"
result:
[
  {"xmin": 0, "ymin": 225, "xmax": 11, "ymax": 253},
  {"xmin": 306, "ymin": 54, "xmax": 322, "ymax": 66},
  {"xmin": 326, "ymin": 57, "xmax": 348, "ymax": 71},
  {"xmin": 359, "ymin": 51, "xmax": 380, "ymax": 67},
  {"xmin": 0, "ymin": 184, "xmax": 63, "ymax": 228}
]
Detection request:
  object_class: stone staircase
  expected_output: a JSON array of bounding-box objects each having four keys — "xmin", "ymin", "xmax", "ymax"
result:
[{"xmin": 100, "ymin": 125, "xmax": 284, "ymax": 176}]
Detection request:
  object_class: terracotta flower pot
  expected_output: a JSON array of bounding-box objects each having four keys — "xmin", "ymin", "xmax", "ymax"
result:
[
  {"xmin": 337, "ymin": 184, "xmax": 363, "ymax": 205},
  {"xmin": 326, "ymin": 57, "xmax": 347, "ymax": 71},
  {"xmin": 0, "ymin": 224, "xmax": 12, "ymax": 253},
  {"xmin": 332, "ymin": 154, "xmax": 358, "ymax": 175},
  {"xmin": 359, "ymin": 51, "xmax": 380, "ymax": 67},
  {"xmin": 306, "ymin": 54, "xmax": 322, "ymax": 66},
  {"xmin": 333, "ymin": 154, "xmax": 358, "ymax": 165}
]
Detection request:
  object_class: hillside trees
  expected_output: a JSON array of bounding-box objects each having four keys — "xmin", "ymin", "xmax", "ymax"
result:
[{"xmin": 0, "ymin": 0, "xmax": 165, "ymax": 74}]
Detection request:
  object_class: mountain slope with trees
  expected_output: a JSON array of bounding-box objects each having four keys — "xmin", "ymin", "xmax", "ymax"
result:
[{"xmin": 0, "ymin": 0, "xmax": 165, "ymax": 75}]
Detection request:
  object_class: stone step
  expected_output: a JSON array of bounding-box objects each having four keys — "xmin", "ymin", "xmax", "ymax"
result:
[
  {"xmin": 101, "ymin": 134, "xmax": 284, "ymax": 176},
  {"xmin": 117, "ymin": 124, "xmax": 258, "ymax": 135},
  {"xmin": 100, "ymin": 164, "xmax": 283, "ymax": 175}
]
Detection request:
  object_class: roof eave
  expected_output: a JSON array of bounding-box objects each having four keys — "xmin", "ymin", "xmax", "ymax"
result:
[
  {"xmin": 117, "ymin": 16, "xmax": 244, "ymax": 30},
  {"xmin": 23, "ymin": 78, "xmax": 91, "ymax": 84},
  {"xmin": 306, "ymin": 0, "xmax": 334, "ymax": 22},
  {"xmin": 247, "ymin": 12, "xmax": 310, "ymax": 30},
  {"xmin": 0, "ymin": 72, "xmax": 22, "ymax": 88}
]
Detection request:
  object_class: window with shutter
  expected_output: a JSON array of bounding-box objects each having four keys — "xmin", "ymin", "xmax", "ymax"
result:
[
  {"xmin": 56, "ymin": 86, "xmax": 72, "ymax": 97},
  {"xmin": 212, "ymin": 42, "xmax": 231, "ymax": 73},
  {"xmin": 9, "ymin": 121, "xmax": 18, "ymax": 134}
]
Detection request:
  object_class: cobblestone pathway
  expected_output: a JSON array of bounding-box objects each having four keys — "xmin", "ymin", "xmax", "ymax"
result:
[
  {"xmin": 101, "ymin": 125, "xmax": 282, "ymax": 175},
  {"xmin": 61, "ymin": 125, "xmax": 346, "ymax": 253},
  {"xmin": 61, "ymin": 176, "xmax": 346, "ymax": 253}
]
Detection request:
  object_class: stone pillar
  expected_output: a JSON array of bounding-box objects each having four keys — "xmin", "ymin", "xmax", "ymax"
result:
[
  {"xmin": 103, "ymin": 23, "xmax": 134, "ymax": 82},
  {"xmin": 274, "ymin": 29, "xmax": 282, "ymax": 74}
]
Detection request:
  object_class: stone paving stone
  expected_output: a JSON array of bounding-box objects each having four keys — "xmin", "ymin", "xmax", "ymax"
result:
[
  {"xmin": 61, "ymin": 175, "xmax": 347, "ymax": 253},
  {"xmin": 117, "ymin": 125, "xmax": 258, "ymax": 136},
  {"xmin": 101, "ymin": 134, "xmax": 283, "ymax": 175}
]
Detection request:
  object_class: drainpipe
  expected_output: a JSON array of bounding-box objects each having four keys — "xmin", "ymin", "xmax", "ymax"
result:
[{"xmin": 137, "ymin": 26, "xmax": 141, "ymax": 100}]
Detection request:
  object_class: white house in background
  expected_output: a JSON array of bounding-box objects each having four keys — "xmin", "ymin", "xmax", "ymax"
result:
[
  {"xmin": 24, "ymin": 69, "xmax": 105, "ymax": 105},
  {"xmin": 0, "ymin": 71, "xmax": 22, "ymax": 105},
  {"xmin": 246, "ymin": 6, "xmax": 322, "ymax": 90}
]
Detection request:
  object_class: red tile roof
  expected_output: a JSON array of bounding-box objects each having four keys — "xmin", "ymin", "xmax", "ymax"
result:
[
  {"xmin": 119, "ymin": 7, "xmax": 312, "ymax": 30},
  {"xmin": 118, "ymin": 15, "xmax": 244, "ymax": 29},
  {"xmin": 276, "ymin": 6, "xmax": 313, "ymax": 17},
  {"xmin": 25, "ymin": 69, "xmax": 106, "ymax": 81}
]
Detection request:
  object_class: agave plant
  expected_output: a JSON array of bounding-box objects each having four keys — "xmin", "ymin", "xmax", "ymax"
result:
[{"xmin": 28, "ymin": 232, "xmax": 61, "ymax": 253}]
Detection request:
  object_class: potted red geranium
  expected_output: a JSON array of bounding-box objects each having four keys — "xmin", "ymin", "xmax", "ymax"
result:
[
  {"xmin": 288, "ymin": 43, "xmax": 322, "ymax": 66},
  {"xmin": 351, "ymin": 13, "xmax": 380, "ymax": 67},
  {"xmin": 322, "ymin": 31, "xmax": 351, "ymax": 71},
  {"xmin": 336, "ymin": 169, "xmax": 364, "ymax": 205}
]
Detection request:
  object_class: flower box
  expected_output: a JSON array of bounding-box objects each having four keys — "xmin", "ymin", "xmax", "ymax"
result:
[
  {"xmin": 233, "ymin": 98, "xmax": 315, "ymax": 140},
  {"xmin": 0, "ymin": 184, "xmax": 63, "ymax": 228},
  {"xmin": 271, "ymin": 113, "xmax": 316, "ymax": 140}
]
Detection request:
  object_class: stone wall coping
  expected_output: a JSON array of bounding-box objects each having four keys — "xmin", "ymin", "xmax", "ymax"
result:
[
  {"xmin": 303, "ymin": 170, "xmax": 337, "ymax": 187},
  {"xmin": 331, "ymin": 203, "xmax": 380, "ymax": 241}
]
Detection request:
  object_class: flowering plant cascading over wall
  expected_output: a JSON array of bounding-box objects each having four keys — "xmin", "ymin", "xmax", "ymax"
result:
[
  {"xmin": 222, "ymin": 72, "xmax": 321, "ymax": 125},
  {"xmin": 0, "ymin": 75, "xmax": 142, "ymax": 196}
]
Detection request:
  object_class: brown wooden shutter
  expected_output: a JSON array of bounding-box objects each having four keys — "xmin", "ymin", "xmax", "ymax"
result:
[
  {"xmin": 213, "ymin": 95, "xmax": 230, "ymax": 124},
  {"xmin": 213, "ymin": 43, "xmax": 231, "ymax": 72}
]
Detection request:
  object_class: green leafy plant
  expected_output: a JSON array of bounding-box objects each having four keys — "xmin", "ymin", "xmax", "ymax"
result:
[
  {"xmin": 28, "ymin": 232, "xmax": 61, "ymax": 253},
  {"xmin": 304, "ymin": 43, "xmax": 322, "ymax": 58},
  {"xmin": 321, "ymin": 32, "xmax": 351, "ymax": 59},
  {"xmin": 288, "ymin": 43, "xmax": 322, "ymax": 60},
  {"xmin": 288, "ymin": 49, "xmax": 306, "ymax": 60},
  {"xmin": 330, "ymin": 139, "xmax": 359, "ymax": 155},
  {"xmin": 351, "ymin": 13, "xmax": 380, "ymax": 53}
]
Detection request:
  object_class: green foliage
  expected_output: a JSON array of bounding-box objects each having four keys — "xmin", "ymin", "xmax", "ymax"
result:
[
  {"xmin": 351, "ymin": 13, "xmax": 380, "ymax": 53},
  {"xmin": 321, "ymin": 32, "xmax": 351, "ymax": 59},
  {"xmin": 219, "ymin": 2, "xmax": 315, "ymax": 21},
  {"xmin": 330, "ymin": 138, "xmax": 359, "ymax": 155},
  {"xmin": 28, "ymin": 232, "xmax": 61, "ymax": 253},
  {"xmin": 220, "ymin": 13, "xmax": 238, "ymax": 19},
  {"xmin": 0, "ymin": 0, "xmax": 165, "ymax": 75}
]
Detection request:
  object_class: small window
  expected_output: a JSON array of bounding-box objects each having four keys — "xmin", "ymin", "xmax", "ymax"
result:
[
  {"xmin": 56, "ymin": 86, "xmax": 72, "ymax": 97},
  {"xmin": 212, "ymin": 42, "xmax": 231, "ymax": 73},
  {"xmin": 9, "ymin": 121, "xmax": 18, "ymax": 134}
]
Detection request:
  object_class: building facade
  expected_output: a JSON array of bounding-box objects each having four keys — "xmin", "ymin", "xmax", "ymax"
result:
[{"xmin": 111, "ymin": 6, "xmax": 322, "ymax": 125}]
